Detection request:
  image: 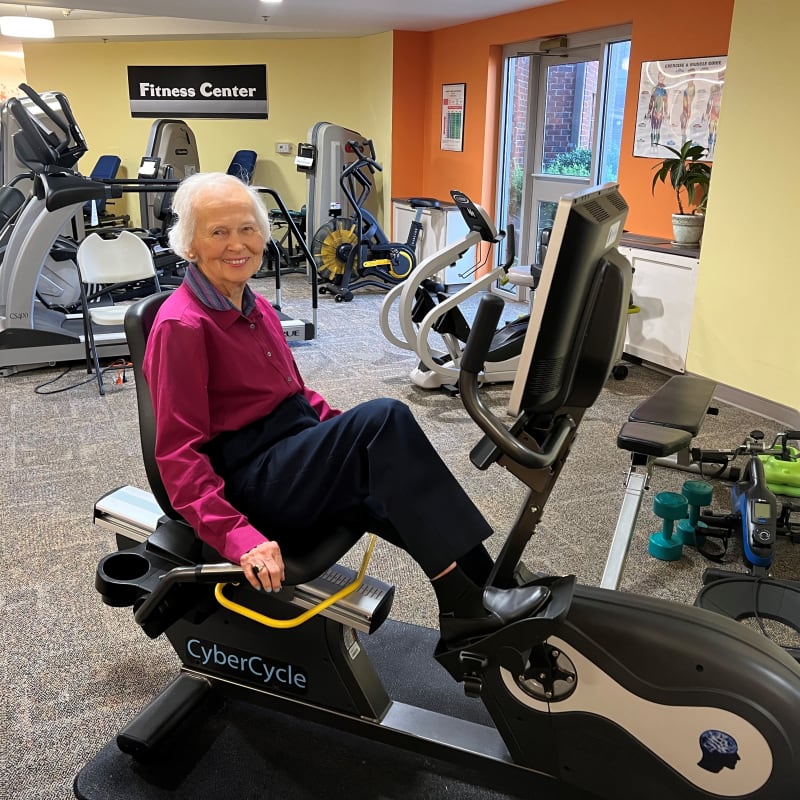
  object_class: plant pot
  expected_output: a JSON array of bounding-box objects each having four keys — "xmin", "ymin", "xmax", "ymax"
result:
[{"xmin": 671, "ymin": 213, "xmax": 705, "ymax": 247}]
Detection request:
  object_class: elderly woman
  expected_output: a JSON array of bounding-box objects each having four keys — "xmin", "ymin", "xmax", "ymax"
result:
[{"xmin": 142, "ymin": 172, "xmax": 548, "ymax": 648}]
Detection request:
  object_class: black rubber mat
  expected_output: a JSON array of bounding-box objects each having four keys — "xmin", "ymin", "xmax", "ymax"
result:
[{"xmin": 74, "ymin": 620, "xmax": 588, "ymax": 800}]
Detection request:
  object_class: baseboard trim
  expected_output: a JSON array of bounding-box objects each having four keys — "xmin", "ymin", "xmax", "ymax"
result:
[{"xmin": 710, "ymin": 381, "xmax": 800, "ymax": 428}]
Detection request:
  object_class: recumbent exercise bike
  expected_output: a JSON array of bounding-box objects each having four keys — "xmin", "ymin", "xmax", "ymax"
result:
[{"xmin": 91, "ymin": 183, "xmax": 800, "ymax": 800}]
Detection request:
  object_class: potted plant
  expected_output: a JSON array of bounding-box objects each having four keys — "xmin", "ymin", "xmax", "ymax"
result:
[{"xmin": 651, "ymin": 141, "xmax": 711, "ymax": 246}]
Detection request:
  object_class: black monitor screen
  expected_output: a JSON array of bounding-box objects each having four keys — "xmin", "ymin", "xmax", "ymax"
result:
[{"xmin": 508, "ymin": 183, "xmax": 632, "ymax": 417}]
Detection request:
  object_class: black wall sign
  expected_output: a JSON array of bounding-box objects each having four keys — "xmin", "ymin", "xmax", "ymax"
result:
[{"xmin": 128, "ymin": 64, "xmax": 268, "ymax": 119}]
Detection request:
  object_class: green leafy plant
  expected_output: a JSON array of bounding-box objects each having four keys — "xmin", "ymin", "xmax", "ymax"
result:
[
  {"xmin": 543, "ymin": 147, "xmax": 592, "ymax": 177},
  {"xmin": 651, "ymin": 142, "xmax": 711, "ymax": 215}
]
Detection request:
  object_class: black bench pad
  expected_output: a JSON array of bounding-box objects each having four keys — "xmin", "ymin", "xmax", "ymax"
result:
[
  {"xmin": 628, "ymin": 375, "xmax": 717, "ymax": 436},
  {"xmin": 617, "ymin": 421, "xmax": 693, "ymax": 458}
]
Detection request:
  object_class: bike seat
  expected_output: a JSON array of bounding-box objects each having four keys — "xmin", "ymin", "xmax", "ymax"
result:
[{"xmin": 408, "ymin": 197, "xmax": 440, "ymax": 210}]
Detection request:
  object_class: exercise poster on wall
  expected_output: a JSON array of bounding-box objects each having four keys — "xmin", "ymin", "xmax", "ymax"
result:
[
  {"xmin": 633, "ymin": 56, "xmax": 726, "ymax": 161},
  {"xmin": 441, "ymin": 83, "xmax": 466, "ymax": 151},
  {"xmin": 127, "ymin": 65, "xmax": 268, "ymax": 119}
]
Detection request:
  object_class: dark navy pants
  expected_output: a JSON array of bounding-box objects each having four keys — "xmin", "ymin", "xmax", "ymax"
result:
[{"xmin": 204, "ymin": 394, "xmax": 492, "ymax": 578}]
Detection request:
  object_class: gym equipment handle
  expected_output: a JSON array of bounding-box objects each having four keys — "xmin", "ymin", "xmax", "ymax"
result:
[
  {"xmin": 19, "ymin": 83, "xmax": 69, "ymax": 135},
  {"xmin": 342, "ymin": 139, "xmax": 382, "ymax": 177},
  {"xmin": 460, "ymin": 293, "xmax": 504, "ymax": 374},
  {"xmin": 134, "ymin": 562, "xmax": 243, "ymax": 628},
  {"xmin": 18, "ymin": 83, "xmax": 87, "ymax": 164},
  {"xmin": 460, "ymin": 294, "xmax": 576, "ymax": 469},
  {"xmin": 214, "ymin": 535, "xmax": 378, "ymax": 630},
  {"xmin": 7, "ymin": 98, "xmax": 59, "ymax": 167}
]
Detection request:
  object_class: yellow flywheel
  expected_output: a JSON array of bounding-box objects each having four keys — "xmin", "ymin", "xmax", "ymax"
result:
[{"xmin": 311, "ymin": 220, "xmax": 359, "ymax": 282}]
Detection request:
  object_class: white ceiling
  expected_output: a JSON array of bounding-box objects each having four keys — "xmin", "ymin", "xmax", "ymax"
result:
[{"xmin": 0, "ymin": 1, "xmax": 560, "ymax": 46}]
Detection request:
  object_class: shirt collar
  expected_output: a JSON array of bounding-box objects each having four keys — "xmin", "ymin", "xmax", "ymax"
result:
[{"xmin": 184, "ymin": 263, "xmax": 257, "ymax": 317}]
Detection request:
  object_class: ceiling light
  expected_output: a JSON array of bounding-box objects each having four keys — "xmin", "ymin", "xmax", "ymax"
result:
[
  {"xmin": 260, "ymin": 1, "xmax": 283, "ymax": 4},
  {"xmin": 0, "ymin": 15, "xmax": 55, "ymax": 39}
]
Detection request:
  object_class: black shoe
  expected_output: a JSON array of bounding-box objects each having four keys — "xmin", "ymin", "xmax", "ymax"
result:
[{"xmin": 438, "ymin": 584, "xmax": 551, "ymax": 648}]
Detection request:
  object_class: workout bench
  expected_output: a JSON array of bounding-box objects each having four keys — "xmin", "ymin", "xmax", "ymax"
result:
[{"xmin": 601, "ymin": 374, "xmax": 718, "ymax": 589}]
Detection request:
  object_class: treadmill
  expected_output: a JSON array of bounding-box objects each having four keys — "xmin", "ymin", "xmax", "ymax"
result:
[{"xmin": 0, "ymin": 84, "xmax": 133, "ymax": 375}]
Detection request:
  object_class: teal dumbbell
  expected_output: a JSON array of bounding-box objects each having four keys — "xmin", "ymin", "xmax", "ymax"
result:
[
  {"xmin": 677, "ymin": 480, "xmax": 713, "ymax": 547},
  {"xmin": 648, "ymin": 491, "xmax": 689, "ymax": 561}
]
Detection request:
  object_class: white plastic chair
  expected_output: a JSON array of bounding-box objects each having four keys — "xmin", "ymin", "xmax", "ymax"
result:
[{"xmin": 76, "ymin": 230, "xmax": 160, "ymax": 395}]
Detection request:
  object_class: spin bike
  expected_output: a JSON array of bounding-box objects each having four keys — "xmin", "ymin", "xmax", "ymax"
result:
[
  {"xmin": 311, "ymin": 138, "xmax": 438, "ymax": 301},
  {"xmin": 91, "ymin": 183, "xmax": 800, "ymax": 800}
]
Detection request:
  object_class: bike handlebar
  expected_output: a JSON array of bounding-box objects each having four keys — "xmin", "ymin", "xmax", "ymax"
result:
[
  {"xmin": 342, "ymin": 139, "xmax": 382, "ymax": 178},
  {"xmin": 691, "ymin": 430, "xmax": 800, "ymax": 466},
  {"xmin": 459, "ymin": 294, "xmax": 577, "ymax": 469}
]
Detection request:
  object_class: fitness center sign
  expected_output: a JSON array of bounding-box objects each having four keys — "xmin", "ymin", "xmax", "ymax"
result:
[{"xmin": 127, "ymin": 64, "xmax": 268, "ymax": 119}]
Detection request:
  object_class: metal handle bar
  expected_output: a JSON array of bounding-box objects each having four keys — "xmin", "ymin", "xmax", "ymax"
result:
[
  {"xmin": 459, "ymin": 294, "xmax": 576, "ymax": 469},
  {"xmin": 18, "ymin": 83, "xmax": 69, "ymax": 136},
  {"xmin": 134, "ymin": 562, "xmax": 243, "ymax": 627}
]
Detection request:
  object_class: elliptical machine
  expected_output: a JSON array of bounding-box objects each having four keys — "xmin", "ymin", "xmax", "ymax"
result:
[
  {"xmin": 380, "ymin": 190, "xmax": 533, "ymax": 392},
  {"xmin": 311, "ymin": 139, "xmax": 438, "ymax": 302}
]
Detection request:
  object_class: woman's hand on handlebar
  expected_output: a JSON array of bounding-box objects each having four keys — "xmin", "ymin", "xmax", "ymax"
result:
[{"xmin": 241, "ymin": 540, "xmax": 285, "ymax": 592}]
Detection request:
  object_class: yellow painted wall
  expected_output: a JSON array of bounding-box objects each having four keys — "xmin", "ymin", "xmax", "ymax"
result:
[
  {"xmin": 22, "ymin": 35, "xmax": 394, "ymax": 226},
  {"xmin": 689, "ymin": 3, "xmax": 800, "ymax": 412}
]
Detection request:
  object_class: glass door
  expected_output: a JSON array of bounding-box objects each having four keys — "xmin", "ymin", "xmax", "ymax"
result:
[
  {"xmin": 495, "ymin": 31, "xmax": 630, "ymax": 295},
  {"xmin": 527, "ymin": 50, "xmax": 602, "ymax": 272},
  {"xmin": 496, "ymin": 54, "xmax": 535, "ymax": 275}
]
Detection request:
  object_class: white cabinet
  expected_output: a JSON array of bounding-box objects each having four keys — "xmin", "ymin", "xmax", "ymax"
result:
[
  {"xmin": 619, "ymin": 237, "xmax": 700, "ymax": 373},
  {"xmin": 392, "ymin": 200, "xmax": 476, "ymax": 286}
]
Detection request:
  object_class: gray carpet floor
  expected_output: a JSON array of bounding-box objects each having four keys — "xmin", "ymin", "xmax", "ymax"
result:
[{"xmin": 2, "ymin": 272, "xmax": 799, "ymax": 800}]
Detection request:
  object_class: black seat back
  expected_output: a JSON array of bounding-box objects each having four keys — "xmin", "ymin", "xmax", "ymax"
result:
[
  {"xmin": 123, "ymin": 292, "xmax": 365, "ymax": 583},
  {"xmin": 124, "ymin": 292, "xmax": 179, "ymax": 520}
]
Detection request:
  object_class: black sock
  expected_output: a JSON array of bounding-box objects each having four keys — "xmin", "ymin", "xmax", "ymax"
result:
[
  {"xmin": 457, "ymin": 544, "xmax": 494, "ymax": 586},
  {"xmin": 432, "ymin": 566, "xmax": 487, "ymax": 618}
]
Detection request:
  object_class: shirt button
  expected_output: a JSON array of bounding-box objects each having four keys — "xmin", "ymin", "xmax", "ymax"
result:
[
  {"xmin": 250, "ymin": 323, "xmax": 255, "ymax": 330},
  {"xmin": 266, "ymin": 351, "xmax": 271, "ymax": 358},
  {"xmin": 286, "ymin": 376, "xmax": 293, "ymax": 383}
]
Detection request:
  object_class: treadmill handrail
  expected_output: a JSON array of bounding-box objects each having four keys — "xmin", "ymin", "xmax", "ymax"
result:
[{"xmin": 37, "ymin": 171, "xmax": 109, "ymax": 212}]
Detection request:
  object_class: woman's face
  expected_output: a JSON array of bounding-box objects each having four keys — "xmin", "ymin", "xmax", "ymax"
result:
[{"xmin": 189, "ymin": 183, "xmax": 265, "ymax": 300}]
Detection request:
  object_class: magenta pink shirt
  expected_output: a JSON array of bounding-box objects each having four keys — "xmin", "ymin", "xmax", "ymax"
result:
[{"xmin": 142, "ymin": 269, "xmax": 339, "ymax": 563}]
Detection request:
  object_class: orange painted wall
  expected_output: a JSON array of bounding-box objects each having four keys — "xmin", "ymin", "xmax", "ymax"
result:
[
  {"xmin": 391, "ymin": 30, "xmax": 429, "ymax": 199},
  {"xmin": 393, "ymin": 0, "xmax": 734, "ymax": 238}
]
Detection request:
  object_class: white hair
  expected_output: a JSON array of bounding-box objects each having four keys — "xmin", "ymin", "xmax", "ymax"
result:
[{"xmin": 167, "ymin": 171, "xmax": 271, "ymax": 260}]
